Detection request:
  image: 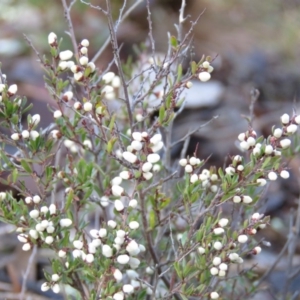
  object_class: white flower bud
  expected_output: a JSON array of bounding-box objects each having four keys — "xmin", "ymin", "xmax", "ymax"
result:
[
  {"xmin": 242, "ymin": 195, "xmax": 252, "ymax": 204},
  {"xmin": 18, "ymin": 234, "xmax": 28, "ymax": 243},
  {"xmin": 81, "ymin": 39, "xmax": 89, "ymax": 47},
  {"xmin": 74, "ymin": 101, "xmax": 82, "ymax": 110},
  {"xmin": 112, "ymin": 76, "xmax": 121, "ymax": 88},
  {"xmin": 83, "ymin": 102, "xmax": 92, "ymax": 112},
  {"xmin": 87, "ymin": 62, "xmax": 96, "ymax": 72},
  {"xmin": 185, "ymin": 164, "xmax": 193, "ymax": 173},
  {"xmin": 29, "ymin": 209, "xmax": 39, "ymax": 219},
  {"xmin": 48, "ymin": 32, "xmax": 57, "ymax": 45},
  {"xmin": 147, "ymin": 153, "xmax": 160, "ymax": 163},
  {"xmin": 22, "ymin": 243, "xmax": 31, "ymax": 251},
  {"xmin": 29, "ymin": 229, "xmax": 39, "ymax": 239},
  {"xmin": 102, "ymin": 85, "xmax": 114, "ymax": 94},
  {"xmin": 273, "ymin": 128, "xmax": 283, "ymax": 138},
  {"xmin": 59, "ymin": 218, "xmax": 72, "ymax": 227},
  {"xmin": 80, "ymin": 47, "xmax": 88, "ymax": 55},
  {"xmin": 112, "ymin": 186, "xmax": 124, "ymax": 197},
  {"xmin": 59, "ymin": 50, "xmax": 73, "ymax": 61},
  {"xmin": 45, "ymin": 236, "xmax": 54, "ymax": 244},
  {"xmin": 129, "ymin": 257, "xmax": 140, "ymax": 269},
  {"xmin": 254, "ymin": 246, "xmax": 262, "ymax": 254},
  {"xmin": 25, "ymin": 196, "xmax": 32, "ymax": 204},
  {"xmin": 257, "ymin": 178, "xmax": 267, "ymax": 186},
  {"xmin": 281, "ymin": 113, "xmax": 290, "ymax": 124},
  {"xmin": 218, "ymin": 270, "xmax": 226, "ymax": 277},
  {"xmin": 100, "ymin": 196, "xmax": 109, "ymax": 207},
  {"xmin": 189, "ymin": 157, "xmax": 197, "ymax": 166},
  {"xmin": 129, "ymin": 221, "xmax": 139, "ymax": 229},
  {"xmin": 238, "ymin": 133, "xmax": 246, "ymax": 141},
  {"xmin": 213, "ymin": 257, "xmax": 221, "ymax": 266},
  {"xmin": 8, "ymin": 84, "xmax": 18, "ymax": 95},
  {"xmin": 53, "ymin": 110, "xmax": 62, "ymax": 119},
  {"xmin": 0, "ymin": 192, "xmax": 6, "ymax": 200},
  {"xmin": 111, "ymin": 176, "xmax": 122, "ymax": 186},
  {"xmin": 150, "ymin": 134, "xmax": 162, "ymax": 145},
  {"xmin": 247, "ymin": 136, "xmax": 256, "ymax": 146},
  {"xmin": 240, "ymin": 141, "xmax": 250, "ymax": 150},
  {"xmin": 52, "ymin": 283, "xmax": 60, "ymax": 294},
  {"xmin": 237, "ymin": 165, "xmax": 244, "ymax": 171},
  {"xmin": 85, "ymin": 253, "xmax": 94, "ymax": 263},
  {"xmin": 213, "ymin": 228, "xmax": 224, "ymax": 235},
  {"xmin": 123, "ymin": 284, "xmax": 134, "ymax": 294},
  {"xmin": 117, "ymin": 254, "xmax": 130, "ymax": 264},
  {"xmin": 114, "ymin": 199, "xmax": 124, "ymax": 211},
  {"xmin": 268, "ymin": 171, "xmax": 277, "ymax": 181},
  {"xmin": 30, "ymin": 130, "xmax": 39, "ymax": 140},
  {"xmin": 102, "ymin": 72, "xmax": 115, "ymax": 84},
  {"xmin": 11, "ymin": 133, "xmax": 20, "ymax": 141},
  {"xmin": 229, "ymin": 253, "xmax": 239, "ymax": 261},
  {"xmin": 295, "ymin": 115, "xmax": 300, "ymax": 125},
  {"xmin": 143, "ymin": 172, "xmax": 153, "ymax": 180},
  {"xmin": 280, "ymin": 170, "xmax": 289, "ymax": 179},
  {"xmin": 102, "ymin": 244, "xmax": 113, "ymax": 257},
  {"xmin": 132, "ymin": 132, "xmax": 142, "ymax": 141},
  {"xmin": 219, "ymin": 263, "xmax": 228, "ymax": 271},
  {"xmin": 210, "ymin": 291, "xmax": 219, "ymax": 299},
  {"xmin": 119, "ymin": 171, "xmax": 130, "ymax": 180},
  {"xmin": 21, "ymin": 130, "xmax": 30, "ymax": 139},
  {"xmin": 280, "ymin": 138, "xmax": 291, "ymax": 149},
  {"xmin": 190, "ymin": 174, "xmax": 199, "ymax": 183},
  {"xmin": 210, "ymin": 267, "xmax": 219, "ymax": 275},
  {"xmin": 52, "ymin": 274, "xmax": 60, "ymax": 282},
  {"xmin": 179, "ymin": 158, "xmax": 187, "ymax": 166},
  {"xmin": 113, "ymin": 292, "xmax": 124, "ymax": 300},
  {"xmin": 32, "ymin": 195, "xmax": 41, "ymax": 204},
  {"xmin": 108, "ymin": 220, "xmax": 117, "ymax": 228},
  {"xmin": 114, "ymin": 269, "xmax": 123, "ymax": 282},
  {"xmin": 151, "ymin": 141, "xmax": 164, "ymax": 152},
  {"xmin": 287, "ymin": 124, "xmax": 298, "ymax": 134},
  {"xmin": 73, "ymin": 240, "xmax": 83, "ymax": 249},
  {"xmin": 264, "ymin": 145, "xmax": 273, "ymax": 155},
  {"xmin": 48, "ymin": 204, "xmax": 56, "ymax": 215},
  {"xmin": 198, "ymin": 247, "xmax": 205, "ymax": 254},
  {"xmin": 58, "ymin": 61, "xmax": 68, "ymax": 70},
  {"xmin": 74, "ymin": 72, "xmax": 83, "ymax": 81},
  {"xmin": 123, "ymin": 151, "xmax": 137, "ymax": 164},
  {"xmin": 126, "ymin": 240, "xmax": 140, "ymax": 256},
  {"xmin": 131, "ymin": 140, "xmax": 143, "ymax": 151},
  {"xmin": 41, "ymin": 282, "xmax": 50, "ymax": 292},
  {"xmin": 238, "ymin": 235, "xmax": 248, "ymax": 243},
  {"xmin": 79, "ymin": 56, "xmax": 89, "ymax": 66},
  {"xmin": 198, "ymin": 71, "xmax": 211, "ymax": 82},
  {"xmin": 186, "ymin": 81, "xmax": 193, "ymax": 88},
  {"xmin": 225, "ymin": 166, "xmax": 235, "ymax": 175},
  {"xmin": 99, "ymin": 228, "xmax": 107, "ymax": 238},
  {"xmin": 58, "ymin": 250, "xmax": 66, "ymax": 257},
  {"xmin": 218, "ymin": 218, "xmax": 229, "ymax": 227}
]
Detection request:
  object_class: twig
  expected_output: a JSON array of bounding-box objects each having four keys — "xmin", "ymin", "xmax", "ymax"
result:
[
  {"xmin": 19, "ymin": 245, "xmax": 37, "ymax": 300},
  {"xmin": 146, "ymin": 0, "xmax": 156, "ymax": 63},
  {"xmin": 61, "ymin": 0, "xmax": 79, "ymax": 59}
]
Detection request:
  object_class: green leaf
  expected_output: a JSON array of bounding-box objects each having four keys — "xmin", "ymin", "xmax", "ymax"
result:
[
  {"xmin": 170, "ymin": 35, "xmax": 178, "ymax": 48},
  {"xmin": 176, "ymin": 64, "xmax": 183, "ymax": 83},
  {"xmin": 159, "ymin": 105, "xmax": 165, "ymax": 124},
  {"xmin": 20, "ymin": 160, "xmax": 32, "ymax": 173},
  {"xmin": 109, "ymin": 113, "xmax": 116, "ymax": 131},
  {"xmin": 191, "ymin": 61, "xmax": 197, "ymax": 75}
]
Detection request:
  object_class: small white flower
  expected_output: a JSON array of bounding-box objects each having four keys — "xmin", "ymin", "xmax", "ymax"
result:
[
  {"xmin": 273, "ymin": 128, "xmax": 283, "ymax": 138},
  {"xmin": 85, "ymin": 253, "xmax": 94, "ymax": 263},
  {"xmin": 233, "ymin": 195, "xmax": 241, "ymax": 203},
  {"xmin": 18, "ymin": 234, "xmax": 28, "ymax": 243},
  {"xmin": 114, "ymin": 269, "xmax": 123, "ymax": 282},
  {"xmin": 99, "ymin": 228, "xmax": 107, "ymax": 238},
  {"xmin": 238, "ymin": 235, "xmax": 248, "ymax": 243},
  {"xmin": 58, "ymin": 61, "xmax": 68, "ymax": 70},
  {"xmin": 112, "ymin": 76, "xmax": 121, "ymax": 88},
  {"xmin": 8, "ymin": 84, "xmax": 18, "ymax": 95},
  {"xmin": 113, "ymin": 292, "xmax": 124, "ymax": 300},
  {"xmin": 0, "ymin": 192, "xmax": 6, "ymax": 200},
  {"xmin": 281, "ymin": 113, "xmax": 290, "ymax": 124},
  {"xmin": 129, "ymin": 221, "xmax": 139, "ymax": 229},
  {"xmin": 102, "ymin": 244, "xmax": 113, "ymax": 258},
  {"xmin": 213, "ymin": 257, "xmax": 221, "ymax": 266},
  {"xmin": 45, "ymin": 236, "xmax": 54, "ymax": 244},
  {"xmin": 108, "ymin": 220, "xmax": 117, "ymax": 228},
  {"xmin": 237, "ymin": 165, "xmax": 244, "ymax": 171},
  {"xmin": 238, "ymin": 133, "xmax": 246, "ymax": 141},
  {"xmin": 114, "ymin": 199, "xmax": 124, "ymax": 211},
  {"xmin": 25, "ymin": 196, "xmax": 32, "ymax": 204},
  {"xmin": 112, "ymin": 185, "xmax": 124, "ymax": 197},
  {"xmin": 87, "ymin": 62, "xmax": 96, "ymax": 72},
  {"xmin": 29, "ymin": 229, "xmax": 39, "ymax": 239},
  {"xmin": 210, "ymin": 291, "xmax": 219, "ymax": 299},
  {"xmin": 74, "ymin": 72, "xmax": 83, "ymax": 81},
  {"xmin": 59, "ymin": 50, "xmax": 73, "ymax": 61},
  {"xmin": 59, "ymin": 218, "xmax": 72, "ymax": 227},
  {"xmin": 131, "ymin": 140, "xmax": 143, "ymax": 151},
  {"xmin": 153, "ymin": 164, "xmax": 161, "ymax": 172},
  {"xmin": 198, "ymin": 71, "xmax": 211, "ymax": 82},
  {"xmin": 280, "ymin": 170, "xmax": 289, "ymax": 179},
  {"xmin": 225, "ymin": 166, "xmax": 235, "ymax": 175},
  {"xmin": 247, "ymin": 136, "xmax": 256, "ymax": 146},
  {"xmin": 117, "ymin": 254, "xmax": 130, "ymax": 264},
  {"xmin": 219, "ymin": 263, "xmax": 228, "ymax": 271},
  {"xmin": 22, "ymin": 243, "xmax": 31, "ymax": 251},
  {"xmin": 268, "ymin": 171, "xmax": 277, "ymax": 181},
  {"xmin": 52, "ymin": 283, "xmax": 60, "ymax": 294},
  {"xmin": 295, "ymin": 115, "xmax": 300, "ymax": 125},
  {"xmin": 74, "ymin": 101, "xmax": 82, "ymax": 110},
  {"xmin": 198, "ymin": 247, "xmax": 205, "ymax": 254},
  {"xmin": 185, "ymin": 164, "xmax": 193, "ymax": 173},
  {"xmin": 53, "ymin": 110, "xmax": 62, "ymax": 119},
  {"xmin": 229, "ymin": 253, "xmax": 239, "ymax": 261},
  {"xmin": 79, "ymin": 56, "xmax": 89, "ymax": 66},
  {"xmin": 58, "ymin": 250, "xmax": 66, "ymax": 257},
  {"xmin": 30, "ymin": 130, "xmax": 39, "ymax": 140},
  {"xmin": 151, "ymin": 141, "xmax": 164, "ymax": 152},
  {"xmin": 126, "ymin": 240, "xmax": 140, "ymax": 256},
  {"xmin": 123, "ymin": 284, "xmax": 134, "ymax": 294},
  {"xmin": 81, "ymin": 39, "xmax": 89, "ymax": 47},
  {"xmin": 136, "ymin": 114, "xmax": 143, "ymax": 122},
  {"xmin": 129, "ymin": 199, "xmax": 138, "ymax": 208},
  {"xmin": 80, "ymin": 47, "xmax": 88, "ymax": 55},
  {"xmin": 143, "ymin": 172, "xmax": 153, "ymax": 180},
  {"xmin": 100, "ymin": 196, "xmax": 109, "ymax": 207},
  {"xmin": 280, "ymin": 138, "xmax": 291, "ymax": 149},
  {"xmin": 189, "ymin": 157, "xmax": 198, "ymax": 166},
  {"xmin": 147, "ymin": 153, "xmax": 160, "ymax": 163},
  {"xmin": 186, "ymin": 81, "xmax": 193, "ymax": 88},
  {"xmin": 119, "ymin": 171, "xmax": 130, "ymax": 180},
  {"xmin": 240, "ymin": 141, "xmax": 250, "ymax": 150},
  {"xmin": 102, "ymin": 72, "xmax": 115, "ymax": 83},
  {"xmin": 150, "ymin": 134, "xmax": 162, "ymax": 145},
  {"xmin": 41, "ymin": 282, "xmax": 50, "ymax": 292},
  {"xmin": 190, "ymin": 174, "xmax": 199, "ymax": 183},
  {"xmin": 264, "ymin": 145, "xmax": 273, "ymax": 155},
  {"xmin": 242, "ymin": 195, "xmax": 253, "ymax": 204},
  {"xmin": 21, "ymin": 130, "xmax": 30, "ymax": 139},
  {"xmin": 210, "ymin": 267, "xmax": 219, "ymax": 275},
  {"xmin": 179, "ymin": 158, "xmax": 187, "ymax": 167},
  {"xmin": 101, "ymin": 85, "xmax": 114, "ymax": 94},
  {"xmin": 132, "ymin": 132, "xmax": 142, "ymax": 141},
  {"xmin": 218, "ymin": 218, "xmax": 229, "ymax": 227},
  {"xmin": 48, "ymin": 32, "xmax": 57, "ymax": 45},
  {"xmin": 73, "ymin": 240, "xmax": 83, "ymax": 249},
  {"xmin": 33, "ymin": 195, "xmax": 41, "ymax": 204},
  {"xmin": 123, "ymin": 151, "xmax": 137, "ymax": 164},
  {"xmin": 129, "ymin": 257, "xmax": 140, "ymax": 269},
  {"xmin": 218, "ymin": 270, "xmax": 226, "ymax": 277},
  {"xmin": 111, "ymin": 176, "xmax": 122, "ymax": 186},
  {"xmin": 52, "ymin": 274, "xmax": 60, "ymax": 282},
  {"xmin": 29, "ymin": 209, "xmax": 39, "ymax": 219},
  {"xmin": 11, "ymin": 133, "xmax": 20, "ymax": 141},
  {"xmin": 211, "ymin": 174, "xmax": 218, "ymax": 181},
  {"xmin": 49, "ymin": 204, "xmax": 56, "ymax": 215},
  {"xmin": 83, "ymin": 102, "xmax": 93, "ymax": 112},
  {"xmin": 213, "ymin": 228, "xmax": 224, "ymax": 235},
  {"xmin": 257, "ymin": 178, "xmax": 267, "ymax": 186},
  {"xmin": 254, "ymin": 246, "xmax": 262, "ymax": 254},
  {"xmin": 287, "ymin": 124, "xmax": 298, "ymax": 134}
]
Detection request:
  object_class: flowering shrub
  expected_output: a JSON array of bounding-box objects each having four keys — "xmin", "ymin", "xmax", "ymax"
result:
[{"xmin": 0, "ymin": 1, "xmax": 299, "ymax": 299}]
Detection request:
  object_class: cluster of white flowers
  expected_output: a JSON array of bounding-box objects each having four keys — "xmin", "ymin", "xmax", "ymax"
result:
[
  {"xmin": 101, "ymin": 71, "xmax": 121, "ymax": 100},
  {"xmin": 198, "ymin": 60, "xmax": 214, "ymax": 82},
  {"xmin": 16, "ymin": 202, "xmax": 72, "ymax": 252}
]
